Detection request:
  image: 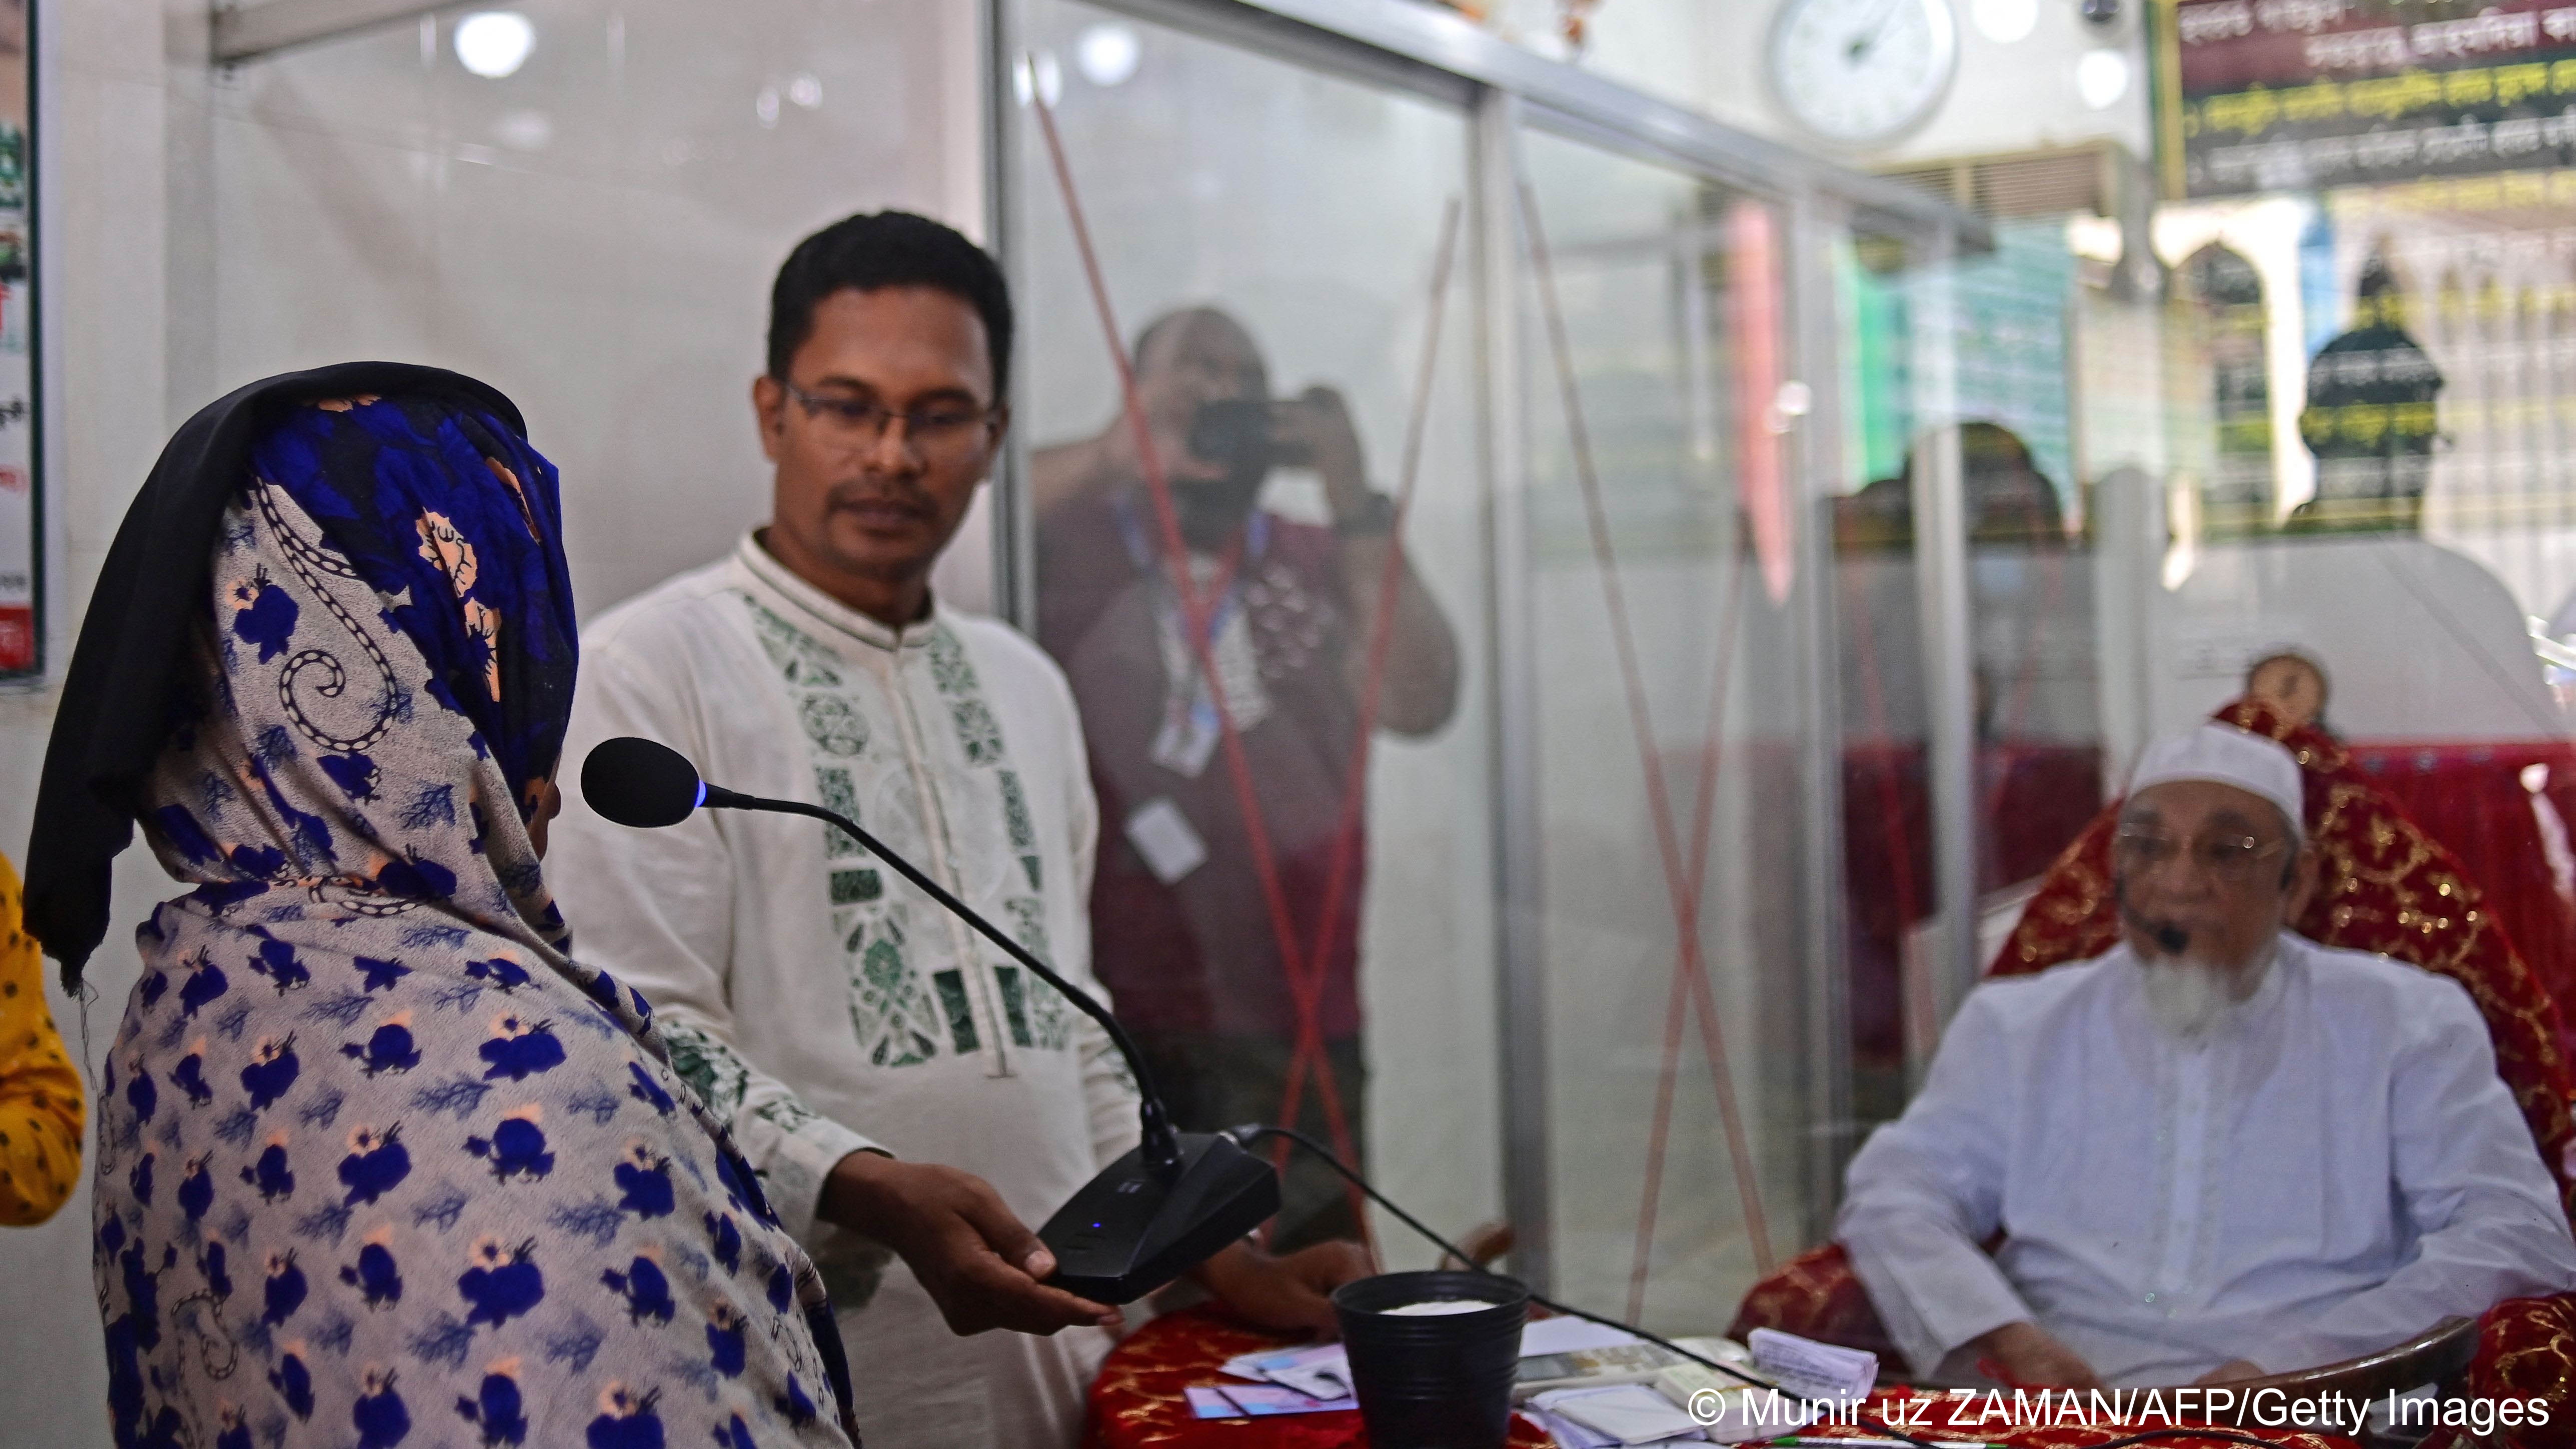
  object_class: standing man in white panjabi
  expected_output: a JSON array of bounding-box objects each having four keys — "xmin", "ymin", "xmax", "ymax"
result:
[
  {"xmin": 545, "ymin": 213, "xmax": 1366, "ymax": 1446},
  {"xmin": 1840, "ymin": 723, "xmax": 2576, "ymax": 1388}
]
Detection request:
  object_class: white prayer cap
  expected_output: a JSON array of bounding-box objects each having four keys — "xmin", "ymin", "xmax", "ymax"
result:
[{"xmin": 2126, "ymin": 723, "xmax": 2305, "ymax": 843}]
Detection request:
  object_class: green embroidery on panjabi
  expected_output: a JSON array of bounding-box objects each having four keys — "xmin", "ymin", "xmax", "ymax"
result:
[
  {"xmin": 925, "ymin": 626, "xmax": 1005, "ymax": 768},
  {"xmin": 998, "ymin": 770, "xmax": 1042, "ymax": 890},
  {"xmin": 744, "ymin": 599, "xmax": 847, "ymax": 687},
  {"xmin": 918, "ymin": 633, "xmax": 1062, "ymax": 1043},
  {"xmin": 993, "ymin": 965, "xmax": 1035, "ymax": 1048},
  {"xmin": 1028, "ymin": 984, "xmax": 1072, "ymax": 1051},
  {"xmin": 814, "ymin": 768, "xmax": 862, "ymax": 858},
  {"xmin": 996, "ymin": 770, "xmax": 1037, "ymax": 850},
  {"xmin": 925, "ymin": 625, "xmax": 980, "ymax": 697},
  {"xmin": 950, "ymin": 698, "xmax": 1003, "ymax": 766},
  {"xmin": 1000, "ymin": 900, "xmax": 1073, "ymax": 1049},
  {"xmin": 1099, "ymin": 1048, "xmax": 1138, "ymax": 1097},
  {"xmin": 849, "ymin": 917, "xmax": 940, "ymax": 1068},
  {"xmin": 800, "ymin": 693, "xmax": 869, "ymax": 756},
  {"xmin": 740, "ymin": 599, "xmax": 1076, "ymax": 1066},
  {"xmin": 1003, "ymin": 896, "xmax": 1052, "ymax": 960},
  {"xmin": 737, "ymin": 594, "xmax": 950, "ymax": 1069},
  {"xmin": 754, "ymin": 1096, "xmax": 823, "ymax": 1135},
  {"xmin": 931, "ymin": 969, "xmax": 979, "ymax": 1055},
  {"xmin": 659, "ymin": 1020, "xmax": 753, "ymax": 1120}
]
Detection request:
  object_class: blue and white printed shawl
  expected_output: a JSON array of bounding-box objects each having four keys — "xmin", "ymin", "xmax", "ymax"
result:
[{"xmin": 91, "ymin": 396, "xmax": 854, "ymax": 1449}]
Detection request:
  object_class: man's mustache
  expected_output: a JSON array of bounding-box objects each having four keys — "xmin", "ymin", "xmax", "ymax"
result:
[
  {"xmin": 825, "ymin": 481, "xmax": 937, "ymax": 518},
  {"xmin": 2113, "ymin": 875, "xmax": 2191, "ymax": 957}
]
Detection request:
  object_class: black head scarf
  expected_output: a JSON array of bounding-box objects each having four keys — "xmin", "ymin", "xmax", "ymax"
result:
[{"xmin": 26, "ymin": 363, "xmax": 528, "ymax": 987}]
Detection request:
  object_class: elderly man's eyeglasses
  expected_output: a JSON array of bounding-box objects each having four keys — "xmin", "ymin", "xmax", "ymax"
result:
[
  {"xmin": 2111, "ymin": 828, "xmax": 2288, "ymax": 884},
  {"xmin": 779, "ymin": 380, "xmax": 998, "ymax": 457}
]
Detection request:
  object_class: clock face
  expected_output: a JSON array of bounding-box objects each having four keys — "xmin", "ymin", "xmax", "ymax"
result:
[{"xmin": 1766, "ymin": 0, "xmax": 1959, "ymax": 148}]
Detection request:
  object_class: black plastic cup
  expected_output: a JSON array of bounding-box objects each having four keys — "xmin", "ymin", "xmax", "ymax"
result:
[{"xmin": 1331, "ymin": 1270, "xmax": 1531, "ymax": 1449}]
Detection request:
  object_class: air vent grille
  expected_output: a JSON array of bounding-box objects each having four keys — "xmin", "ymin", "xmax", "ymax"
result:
[{"xmin": 1879, "ymin": 145, "xmax": 2115, "ymax": 219}]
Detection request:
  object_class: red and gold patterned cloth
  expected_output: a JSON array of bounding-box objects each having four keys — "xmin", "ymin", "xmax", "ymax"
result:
[
  {"xmin": 2348, "ymin": 739, "xmax": 2576, "ymax": 1058},
  {"xmin": 1084, "ymin": 1307, "xmax": 1554, "ymax": 1448},
  {"xmin": 1733, "ymin": 699, "xmax": 2576, "ymax": 1448}
]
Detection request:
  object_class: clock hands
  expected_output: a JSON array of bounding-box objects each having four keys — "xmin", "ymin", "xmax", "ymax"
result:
[
  {"xmin": 1845, "ymin": 0, "xmax": 1910, "ymax": 65},
  {"xmin": 1773, "ymin": 0, "xmax": 1954, "ymax": 143}
]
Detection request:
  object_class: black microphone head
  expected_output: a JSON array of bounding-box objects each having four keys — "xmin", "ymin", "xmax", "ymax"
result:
[
  {"xmin": 581, "ymin": 737, "xmax": 705, "ymax": 829},
  {"xmin": 2113, "ymin": 873, "xmax": 2192, "ymax": 957}
]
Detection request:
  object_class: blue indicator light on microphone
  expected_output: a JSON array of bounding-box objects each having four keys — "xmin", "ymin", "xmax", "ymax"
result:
[{"xmin": 693, "ymin": 781, "xmax": 707, "ymax": 809}]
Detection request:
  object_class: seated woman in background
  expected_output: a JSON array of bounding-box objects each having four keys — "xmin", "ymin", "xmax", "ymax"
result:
[
  {"xmin": 26, "ymin": 367, "xmax": 856, "ymax": 1448},
  {"xmin": 0, "ymin": 849, "xmax": 81, "ymax": 1226}
]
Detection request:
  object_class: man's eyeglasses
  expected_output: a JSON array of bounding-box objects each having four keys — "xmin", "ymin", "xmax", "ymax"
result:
[
  {"xmin": 778, "ymin": 380, "xmax": 998, "ymax": 457},
  {"xmin": 2111, "ymin": 827, "xmax": 2288, "ymax": 885}
]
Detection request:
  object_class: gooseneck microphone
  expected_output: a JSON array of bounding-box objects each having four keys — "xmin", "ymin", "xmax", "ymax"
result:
[
  {"xmin": 581, "ymin": 738, "xmax": 1175, "ymax": 1149},
  {"xmin": 579, "ymin": 736, "xmax": 1280, "ymax": 1303}
]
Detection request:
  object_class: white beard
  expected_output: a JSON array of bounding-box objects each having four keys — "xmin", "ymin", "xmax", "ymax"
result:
[{"xmin": 2138, "ymin": 949, "xmax": 2272, "ymax": 1041}]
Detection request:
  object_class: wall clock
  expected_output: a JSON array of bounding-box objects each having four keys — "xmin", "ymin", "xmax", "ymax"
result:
[{"xmin": 1766, "ymin": 0, "xmax": 1959, "ymax": 149}]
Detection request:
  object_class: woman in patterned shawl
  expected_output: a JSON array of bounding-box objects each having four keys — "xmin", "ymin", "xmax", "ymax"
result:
[{"xmin": 76, "ymin": 378, "xmax": 856, "ymax": 1449}]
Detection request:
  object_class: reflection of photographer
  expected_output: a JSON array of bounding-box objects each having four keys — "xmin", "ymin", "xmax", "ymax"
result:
[
  {"xmin": 1033, "ymin": 308, "xmax": 1454, "ymax": 730},
  {"xmin": 1031, "ymin": 305, "xmax": 1458, "ymax": 1250}
]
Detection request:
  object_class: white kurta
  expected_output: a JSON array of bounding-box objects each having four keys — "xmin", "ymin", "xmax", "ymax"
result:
[
  {"xmin": 1840, "ymin": 934, "xmax": 2576, "ymax": 1385},
  {"xmin": 546, "ymin": 535, "xmax": 1142, "ymax": 1447}
]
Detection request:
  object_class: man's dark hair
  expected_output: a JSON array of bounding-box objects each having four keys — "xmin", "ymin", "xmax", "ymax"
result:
[{"xmin": 766, "ymin": 210, "xmax": 1015, "ymax": 396}]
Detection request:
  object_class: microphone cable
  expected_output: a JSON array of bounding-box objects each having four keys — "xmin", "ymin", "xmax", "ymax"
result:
[{"xmin": 1226, "ymin": 1125, "xmax": 2328, "ymax": 1449}]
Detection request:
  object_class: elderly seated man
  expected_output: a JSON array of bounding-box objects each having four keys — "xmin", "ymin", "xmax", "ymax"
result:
[{"xmin": 1840, "ymin": 722, "xmax": 2576, "ymax": 1388}]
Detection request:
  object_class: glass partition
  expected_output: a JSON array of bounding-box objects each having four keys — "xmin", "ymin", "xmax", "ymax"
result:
[
  {"xmin": 1514, "ymin": 126, "xmax": 1824, "ymax": 1329},
  {"xmin": 1011, "ymin": 0, "xmax": 1501, "ymax": 1260},
  {"xmin": 1827, "ymin": 232, "xmax": 1940, "ymax": 1116},
  {"xmin": 1832, "ymin": 224, "xmax": 2109, "ymax": 1099}
]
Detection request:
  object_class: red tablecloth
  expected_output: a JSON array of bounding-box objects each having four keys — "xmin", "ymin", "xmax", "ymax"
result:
[
  {"xmin": 1086, "ymin": 1308, "xmax": 2364, "ymax": 1449},
  {"xmin": 1085, "ymin": 1306, "xmax": 1554, "ymax": 1448}
]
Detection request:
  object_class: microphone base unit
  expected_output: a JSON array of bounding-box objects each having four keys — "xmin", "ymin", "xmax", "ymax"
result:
[{"xmin": 1038, "ymin": 1131, "xmax": 1281, "ymax": 1303}]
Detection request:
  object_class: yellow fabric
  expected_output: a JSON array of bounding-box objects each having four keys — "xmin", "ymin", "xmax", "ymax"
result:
[{"xmin": 0, "ymin": 851, "xmax": 82, "ymax": 1224}]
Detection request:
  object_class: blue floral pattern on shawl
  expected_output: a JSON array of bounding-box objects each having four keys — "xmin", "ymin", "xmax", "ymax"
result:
[{"xmin": 91, "ymin": 397, "xmax": 854, "ymax": 1449}]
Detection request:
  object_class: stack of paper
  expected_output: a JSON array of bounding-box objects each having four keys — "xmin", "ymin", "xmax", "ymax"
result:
[
  {"xmin": 1525, "ymin": 1384, "xmax": 1711, "ymax": 1445},
  {"xmin": 1520, "ymin": 1317, "xmax": 1649, "ymax": 1356},
  {"xmin": 1745, "ymin": 1329, "xmax": 1876, "ymax": 1401},
  {"xmin": 1220, "ymin": 1341, "xmax": 1354, "ymax": 1401},
  {"xmin": 1188, "ymin": 1343, "xmax": 1359, "ymax": 1418},
  {"xmin": 1667, "ymin": 1382, "xmax": 1821, "ymax": 1444}
]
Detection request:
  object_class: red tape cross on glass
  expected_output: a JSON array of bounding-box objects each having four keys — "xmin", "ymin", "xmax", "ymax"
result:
[{"xmin": 1032, "ymin": 89, "xmax": 1479, "ymax": 1254}]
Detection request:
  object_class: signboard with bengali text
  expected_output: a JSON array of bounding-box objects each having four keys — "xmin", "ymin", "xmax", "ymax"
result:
[{"xmin": 2159, "ymin": 0, "xmax": 2576, "ymax": 196}]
